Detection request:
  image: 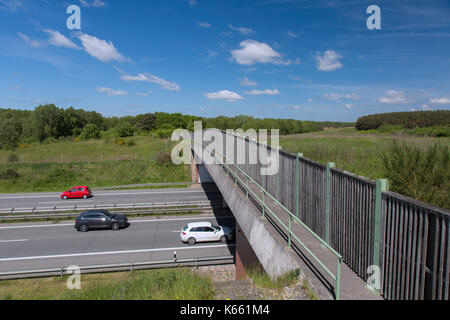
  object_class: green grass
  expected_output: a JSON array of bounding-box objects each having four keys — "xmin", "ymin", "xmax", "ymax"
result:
[
  {"xmin": 0, "ymin": 160, "xmax": 190, "ymax": 193},
  {"xmin": 246, "ymin": 265, "xmax": 300, "ymax": 290},
  {"xmin": 2, "ymin": 136, "xmax": 169, "ymax": 164},
  {"xmin": 0, "ymin": 268, "xmax": 215, "ymax": 300},
  {"xmin": 0, "ymin": 136, "xmax": 191, "ymax": 193},
  {"xmin": 280, "ymin": 128, "xmax": 450, "ymax": 180}
]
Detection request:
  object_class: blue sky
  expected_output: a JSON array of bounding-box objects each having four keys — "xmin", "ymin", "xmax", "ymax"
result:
[{"xmin": 0, "ymin": 0, "xmax": 449, "ymax": 121}]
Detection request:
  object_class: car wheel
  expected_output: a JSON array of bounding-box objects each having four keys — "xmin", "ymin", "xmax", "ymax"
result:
[
  {"xmin": 79, "ymin": 225, "xmax": 88, "ymax": 232},
  {"xmin": 63, "ymin": 196, "xmax": 68, "ymax": 200},
  {"xmin": 220, "ymin": 235, "xmax": 228, "ymax": 243},
  {"xmin": 187, "ymin": 237, "xmax": 196, "ymax": 245},
  {"xmin": 83, "ymin": 195, "xmax": 88, "ymax": 199},
  {"xmin": 112, "ymin": 223, "xmax": 120, "ymax": 231}
]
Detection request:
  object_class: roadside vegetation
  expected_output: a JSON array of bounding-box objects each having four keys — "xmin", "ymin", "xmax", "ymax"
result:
[
  {"xmin": 280, "ymin": 128, "xmax": 450, "ymax": 209},
  {"xmin": 246, "ymin": 265, "xmax": 300, "ymax": 290},
  {"xmin": 0, "ymin": 268, "xmax": 214, "ymax": 300}
]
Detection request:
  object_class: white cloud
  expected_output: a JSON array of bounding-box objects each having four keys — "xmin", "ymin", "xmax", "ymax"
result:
[
  {"xmin": 80, "ymin": 0, "xmax": 106, "ymax": 7},
  {"xmin": 0, "ymin": 0, "xmax": 25, "ymax": 11},
  {"xmin": 229, "ymin": 24, "xmax": 253, "ymax": 35},
  {"xmin": 17, "ymin": 32, "xmax": 46, "ymax": 48},
  {"xmin": 43, "ymin": 29, "xmax": 81, "ymax": 50},
  {"xmin": 379, "ymin": 90, "xmax": 410, "ymax": 104},
  {"xmin": 289, "ymin": 74, "xmax": 301, "ymax": 81},
  {"xmin": 429, "ymin": 97, "xmax": 450, "ymax": 105},
  {"xmin": 96, "ymin": 87, "xmax": 128, "ymax": 96},
  {"xmin": 189, "ymin": 0, "xmax": 197, "ymax": 6},
  {"xmin": 287, "ymin": 31, "xmax": 298, "ymax": 38},
  {"xmin": 78, "ymin": 33, "xmax": 127, "ymax": 63},
  {"xmin": 136, "ymin": 90, "xmax": 154, "ymax": 96},
  {"xmin": 293, "ymin": 105, "xmax": 301, "ymax": 110},
  {"xmin": 316, "ymin": 50, "xmax": 343, "ymax": 71},
  {"xmin": 323, "ymin": 93, "xmax": 361, "ymax": 100},
  {"xmin": 204, "ymin": 90, "xmax": 244, "ymax": 102},
  {"xmin": 120, "ymin": 72, "xmax": 180, "ymax": 91},
  {"xmin": 92, "ymin": 0, "xmax": 106, "ymax": 7},
  {"xmin": 245, "ymin": 89, "xmax": 280, "ymax": 96},
  {"xmin": 421, "ymin": 104, "xmax": 431, "ymax": 110},
  {"xmin": 307, "ymin": 98, "xmax": 314, "ymax": 103},
  {"xmin": 345, "ymin": 104, "xmax": 355, "ymax": 109},
  {"xmin": 240, "ymin": 76, "xmax": 257, "ymax": 87},
  {"xmin": 231, "ymin": 40, "xmax": 291, "ymax": 66},
  {"xmin": 198, "ymin": 21, "xmax": 211, "ymax": 28}
]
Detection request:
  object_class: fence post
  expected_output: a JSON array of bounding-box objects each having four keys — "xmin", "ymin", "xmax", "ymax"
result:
[
  {"xmin": 373, "ymin": 179, "xmax": 389, "ymax": 286},
  {"xmin": 325, "ymin": 162, "xmax": 335, "ymax": 244},
  {"xmin": 296, "ymin": 153, "xmax": 303, "ymax": 218}
]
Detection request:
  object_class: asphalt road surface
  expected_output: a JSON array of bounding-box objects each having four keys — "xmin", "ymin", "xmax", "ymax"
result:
[
  {"xmin": 0, "ymin": 215, "xmax": 235, "ymax": 273},
  {"xmin": 0, "ymin": 187, "xmax": 222, "ymax": 210}
]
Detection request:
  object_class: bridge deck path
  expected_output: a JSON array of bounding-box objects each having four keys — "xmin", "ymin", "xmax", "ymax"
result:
[{"xmin": 225, "ymin": 164, "xmax": 381, "ymax": 300}]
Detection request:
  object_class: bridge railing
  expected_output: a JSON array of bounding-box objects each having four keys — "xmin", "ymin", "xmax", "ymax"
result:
[
  {"xmin": 197, "ymin": 130, "xmax": 449, "ymax": 300},
  {"xmin": 200, "ymin": 138, "xmax": 343, "ymax": 300}
]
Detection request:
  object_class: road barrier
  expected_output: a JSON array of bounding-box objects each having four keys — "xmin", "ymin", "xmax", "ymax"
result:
[
  {"xmin": 0, "ymin": 255, "xmax": 235, "ymax": 280},
  {"xmin": 0, "ymin": 200, "xmax": 226, "ymax": 221}
]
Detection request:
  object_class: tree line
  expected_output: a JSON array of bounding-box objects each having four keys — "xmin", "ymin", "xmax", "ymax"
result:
[
  {"xmin": 356, "ymin": 110, "xmax": 450, "ymax": 131},
  {"xmin": 0, "ymin": 104, "xmax": 354, "ymax": 150}
]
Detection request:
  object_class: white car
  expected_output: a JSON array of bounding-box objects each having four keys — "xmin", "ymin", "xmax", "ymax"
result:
[{"xmin": 180, "ymin": 222, "xmax": 235, "ymax": 245}]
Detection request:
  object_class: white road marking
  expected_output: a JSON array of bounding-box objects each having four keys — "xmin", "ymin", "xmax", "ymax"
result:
[
  {"xmin": 0, "ymin": 239, "xmax": 29, "ymax": 243},
  {"xmin": 0, "ymin": 216, "xmax": 234, "ymax": 230},
  {"xmin": 0, "ymin": 244, "xmax": 235, "ymax": 262},
  {"xmin": 0, "ymin": 190, "xmax": 210, "ymax": 200}
]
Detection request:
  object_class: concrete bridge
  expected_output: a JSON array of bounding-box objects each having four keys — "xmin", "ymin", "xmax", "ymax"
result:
[{"xmin": 190, "ymin": 130, "xmax": 449, "ymax": 300}]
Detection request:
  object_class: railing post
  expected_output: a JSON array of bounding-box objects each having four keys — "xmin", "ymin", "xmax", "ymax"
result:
[
  {"xmin": 276, "ymin": 146, "xmax": 282, "ymax": 200},
  {"xmin": 296, "ymin": 153, "xmax": 303, "ymax": 218},
  {"xmin": 373, "ymin": 178, "xmax": 389, "ymax": 289},
  {"xmin": 288, "ymin": 214, "xmax": 292, "ymax": 248},
  {"xmin": 262, "ymin": 190, "xmax": 265, "ymax": 217},
  {"xmin": 336, "ymin": 257, "xmax": 342, "ymax": 300},
  {"xmin": 325, "ymin": 162, "xmax": 335, "ymax": 244},
  {"xmin": 246, "ymin": 176, "xmax": 249, "ymax": 198}
]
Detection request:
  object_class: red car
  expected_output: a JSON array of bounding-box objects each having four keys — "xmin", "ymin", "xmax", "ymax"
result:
[{"xmin": 61, "ymin": 186, "xmax": 92, "ymax": 200}]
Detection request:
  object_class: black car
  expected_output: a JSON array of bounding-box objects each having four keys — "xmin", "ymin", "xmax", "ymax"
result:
[{"xmin": 75, "ymin": 210, "xmax": 129, "ymax": 232}]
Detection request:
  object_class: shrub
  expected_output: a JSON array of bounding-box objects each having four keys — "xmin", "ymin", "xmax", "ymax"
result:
[
  {"xmin": 116, "ymin": 122, "xmax": 135, "ymax": 138},
  {"xmin": 127, "ymin": 140, "xmax": 136, "ymax": 147},
  {"xmin": 7, "ymin": 153, "xmax": 19, "ymax": 163},
  {"xmin": 79, "ymin": 124, "xmax": 101, "ymax": 140},
  {"xmin": 382, "ymin": 141, "xmax": 449, "ymax": 209},
  {"xmin": 155, "ymin": 151, "xmax": 172, "ymax": 165},
  {"xmin": 0, "ymin": 169, "xmax": 20, "ymax": 180}
]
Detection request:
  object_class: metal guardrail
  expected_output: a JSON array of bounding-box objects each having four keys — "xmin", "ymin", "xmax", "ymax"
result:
[
  {"xmin": 199, "ymin": 139, "xmax": 343, "ymax": 300},
  {"xmin": 0, "ymin": 200, "xmax": 223, "ymax": 215},
  {"xmin": 0, "ymin": 200, "xmax": 227, "ymax": 221},
  {"xmin": 0, "ymin": 255, "xmax": 235, "ymax": 280},
  {"xmin": 92, "ymin": 182, "xmax": 201, "ymax": 190}
]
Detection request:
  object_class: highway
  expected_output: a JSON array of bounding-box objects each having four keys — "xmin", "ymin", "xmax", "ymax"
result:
[
  {"xmin": 0, "ymin": 187, "xmax": 222, "ymax": 210},
  {"xmin": 0, "ymin": 214, "xmax": 235, "ymax": 273}
]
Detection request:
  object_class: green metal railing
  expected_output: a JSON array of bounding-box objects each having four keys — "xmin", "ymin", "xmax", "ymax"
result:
[{"xmin": 199, "ymin": 139, "xmax": 343, "ymax": 300}]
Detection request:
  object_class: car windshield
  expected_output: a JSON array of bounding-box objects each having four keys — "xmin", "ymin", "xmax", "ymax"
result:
[
  {"xmin": 212, "ymin": 225, "xmax": 221, "ymax": 231},
  {"xmin": 183, "ymin": 226, "xmax": 188, "ymax": 231}
]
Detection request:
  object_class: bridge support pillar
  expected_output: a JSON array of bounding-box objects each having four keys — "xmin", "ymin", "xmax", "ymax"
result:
[{"xmin": 235, "ymin": 221, "xmax": 261, "ymax": 280}]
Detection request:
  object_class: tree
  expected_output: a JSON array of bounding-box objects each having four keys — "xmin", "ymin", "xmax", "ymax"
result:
[
  {"xmin": 116, "ymin": 121, "xmax": 135, "ymax": 137},
  {"xmin": 136, "ymin": 113, "xmax": 156, "ymax": 132},
  {"xmin": 79, "ymin": 124, "xmax": 101, "ymax": 140},
  {"xmin": 33, "ymin": 104, "xmax": 67, "ymax": 141},
  {"xmin": 0, "ymin": 117, "xmax": 22, "ymax": 150}
]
